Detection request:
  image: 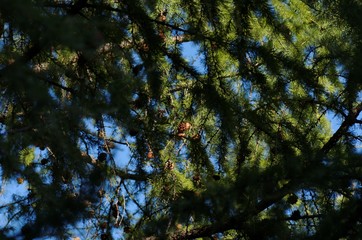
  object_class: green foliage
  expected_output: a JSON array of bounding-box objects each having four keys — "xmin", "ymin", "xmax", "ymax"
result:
[
  {"xmin": 19, "ymin": 147, "xmax": 35, "ymax": 166},
  {"xmin": 1, "ymin": 0, "xmax": 362, "ymax": 239}
]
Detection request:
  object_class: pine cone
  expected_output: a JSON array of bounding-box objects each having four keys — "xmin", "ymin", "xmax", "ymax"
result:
[
  {"xmin": 177, "ymin": 122, "xmax": 191, "ymax": 133},
  {"xmin": 147, "ymin": 151, "xmax": 154, "ymax": 159},
  {"xmin": 165, "ymin": 160, "xmax": 175, "ymax": 170},
  {"xmin": 98, "ymin": 152, "xmax": 107, "ymax": 162},
  {"xmin": 112, "ymin": 204, "xmax": 119, "ymax": 218}
]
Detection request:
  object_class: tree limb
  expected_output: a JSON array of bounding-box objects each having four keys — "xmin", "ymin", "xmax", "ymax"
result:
[
  {"xmin": 322, "ymin": 102, "xmax": 362, "ymax": 153},
  {"xmin": 168, "ymin": 104, "xmax": 362, "ymax": 239}
]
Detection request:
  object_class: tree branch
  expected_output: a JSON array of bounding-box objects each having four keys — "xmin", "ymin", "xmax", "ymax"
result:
[
  {"xmin": 169, "ymin": 104, "xmax": 362, "ymax": 239},
  {"xmin": 322, "ymin": 103, "xmax": 362, "ymax": 153},
  {"xmin": 44, "ymin": 79, "xmax": 75, "ymax": 93},
  {"xmin": 114, "ymin": 169, "xmax": 149, "ymax": 181},
  {"xmin": 284, "ymin": 214, "xmax": 323, "ymax": 221}
]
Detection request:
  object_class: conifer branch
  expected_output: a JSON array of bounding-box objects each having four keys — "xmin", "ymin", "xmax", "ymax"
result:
[
  {"xmin": 114, "ymin": 169, "xmax": 148, "ymax": 181},
  {"xmin": 168, "ymin": 181, "xmax": 300, "ymax": 239},
  {"xmin": 1, "ymin": 1, "xmax": 362, "ymax": 239},
  {"xmin": 322, "ymin": 103, "xmax": 362, "ymax": 153},
  {"xmin": 0, "ymin": 43, "xmax": 42, "ymax": 79},
  {"xmin": 106, "ymin": 138, "xmax": 129, "ymax": 146},
  {"xmin": 169, "ymin": 106, "xmax": 362, "ymax": 239},
  {"xmin": 44, "ymin": 79, "xmax": 75, "ymax": 93},
  {"xmin": 284, "ymin": 214, "xmax": 323, "ymax": 221}
]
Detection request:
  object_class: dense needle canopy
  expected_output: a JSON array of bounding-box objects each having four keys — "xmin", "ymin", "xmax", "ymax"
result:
[{"xmin": 1, "ymin": 0, "xmax": 362, "ymax": 239}]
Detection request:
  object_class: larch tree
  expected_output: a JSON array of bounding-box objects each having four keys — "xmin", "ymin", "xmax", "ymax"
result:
[{"xmin": 0, "ymin": 0, "xmax": 362, "ymax": 239}]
